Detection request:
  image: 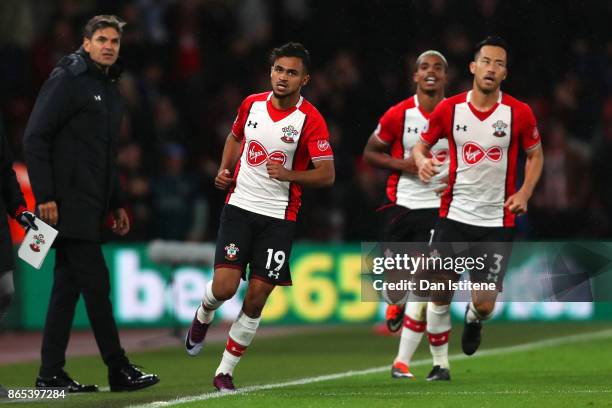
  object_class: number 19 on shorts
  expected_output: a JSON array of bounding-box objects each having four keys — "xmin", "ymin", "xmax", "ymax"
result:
[{"xmin": 265, "ymin": 249, "xmax": 286, "ymax": 272}]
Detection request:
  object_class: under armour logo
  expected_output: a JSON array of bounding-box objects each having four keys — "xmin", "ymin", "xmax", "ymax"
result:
[
  {"xmin": 456, "ymin": 124, "xmax": 467, "ymax": 131},
  {"xmin": 406, "ymin": 127, "xmax": 419, "ymax": 134},
  {"xmin": 94, "ymin": 95, "xmax": 102, "ymax": 101},
  {"xmin": 247, "ymin": 120, "xmax": 258, "ymax": 128},
  {"xmin": 268, "ymin": 270, "xmax": 280, "ymax": 279}
]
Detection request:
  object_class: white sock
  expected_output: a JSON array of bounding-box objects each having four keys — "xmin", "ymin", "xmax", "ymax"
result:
[
  {"xmin": 197, "ymin": 280, "xmax": 223, "ymax": 324},
  {"xmin": 466, "ymin": 301, "xmax": 492, "ymax": 323},
  {"xmin": 426, "ymin": 303, "xmax": 451, "ymax": 369},
  {"xmin": 215, "ymin": 312, "xmax": 261, "ymax": 376},
  {"xmin": 395, "ymin": 301, "xmax": 427, "ymax": 366}
]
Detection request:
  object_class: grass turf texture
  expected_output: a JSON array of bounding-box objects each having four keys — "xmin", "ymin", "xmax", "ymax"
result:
[{"xmin": 1, "ymin": 323, "xmax": 611, "ymax": 407}]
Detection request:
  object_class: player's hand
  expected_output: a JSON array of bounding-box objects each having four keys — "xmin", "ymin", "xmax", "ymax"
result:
[
  {"xmin": 266, "ymin": 160, "xmax": 291, "ymax": 181},
  {"xmin": 417, "ymin": 158, "xmax": 440, "ymax": 183},
  {"xmin": 215, "ymin": 169, "xmax": 233, "ymax": 190},
  {"xmin": 394, "ymin": 158, "xmax": 418, "ymax": 174},
  {"xmin": 111, "ymin": 208, "xmax": 130, "ymax": 236},
  {"xmin": 37, "ymin": 201, "xmax": 58, "ymax": 226},
  {"xmin": 504, "ymin": 190, "xmax": 529, "ymax": 215},
  {"xmin": 17, "ymin": 210, "xmax": 38, "ymax": 231}
]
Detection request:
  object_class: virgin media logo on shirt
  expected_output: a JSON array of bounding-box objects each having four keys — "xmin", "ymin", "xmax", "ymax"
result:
[
  {"xmin": 462, "ymin": 142, "xmax": 502, "ymax": 166},
  {"xmin": 427, "ymin": 149, "xmax": 448, "ymax": 163},
  {"xmin": 317, "ymin": 140, "xmax": 330, "ymax": 152},
  {"xmin": 247, "ymin": 140, "xmax": 287, "ymax": 166}
]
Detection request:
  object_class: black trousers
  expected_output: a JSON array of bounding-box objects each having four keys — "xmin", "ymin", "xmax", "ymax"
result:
[{"xmin": 40, "ymin": 239, "xmax": 128, "ymax": 376}]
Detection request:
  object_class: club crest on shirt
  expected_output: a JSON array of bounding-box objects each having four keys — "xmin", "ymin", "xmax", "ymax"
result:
[
  {"xmin": 224, "ymin": 243, "xmax": 239, "ymax": 261},
  {"xmin": 29, "ymin": 234, "xmax": 46, "ymax": 253},
  {"xmin": 492, "ymin": 120, "xmax": 508, "ymax": 137},
  {"xmin": 281, "ymin": 125, "xmax": 299, "ymax": 143}
]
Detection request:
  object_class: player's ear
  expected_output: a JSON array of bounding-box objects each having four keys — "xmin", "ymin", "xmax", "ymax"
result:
[
  {"xmin": 469, "ymin": 61, "xmax": 476, "ymax": 75},
  {"xmin": 83, "ymin": 37, "xmax": 91, "ymax": 53},
  {"xmin": 301, "ymin": 73, "xmax": 310, "ymax": 87},
  {"xmin": 412, "ymin": 71, "xmax": 419, "ymax": 84}
]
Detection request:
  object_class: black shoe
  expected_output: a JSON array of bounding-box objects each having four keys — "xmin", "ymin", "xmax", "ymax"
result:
[
  {"xmin": 0, "ymin": 384, "xmax": 8, "ymax": 398},
  {"xmin": 426, "ymin": 365, "xmax": 450, "ymax": 381},
  {"xmin": 109, "ymin": 364, "xmax": 159, "ymax": 392},
  {"xmin": 35, "ymin": 370, "xmax": 98, "ymax": 393},
  {"xmin": 462, "ymin": 304, "xmax": 482, "ymax": 355}
]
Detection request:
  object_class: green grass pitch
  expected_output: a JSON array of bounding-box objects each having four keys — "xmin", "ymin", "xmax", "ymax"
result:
[{"xmin": 1, "ymin": 322, "xmax": 611, "ymax": 407}]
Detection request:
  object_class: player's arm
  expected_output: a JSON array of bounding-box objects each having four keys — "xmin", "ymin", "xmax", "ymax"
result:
[
  {"xmin": 362, "ymin": 134, "xmax": 417, "ymax": 174},
  {"xmin": 413, "ymin": 103, "xmax": 447, "ymax": 183},
  {"xmin": 412, "ymin": 141, "xmax": 441, "ymax": 183},
  {"xmin": 504, "ymin": 145, "xmax": 543, "ymax": 214},
  {"xmin": 266, "ymin": 159, "xmax": 334, "ymax": 187},
  {"xmin": 215, "ymin": 132, "xmax": 243, "ymax": 190},
  {"xmin": 505, "ymin": 106, "xmax": 544, "ymax": 214}
]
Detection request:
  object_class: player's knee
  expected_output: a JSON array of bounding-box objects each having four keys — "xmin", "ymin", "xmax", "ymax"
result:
[{"xmin": 211, "ymin": 280, "xmax": 239, "ymax": 301}]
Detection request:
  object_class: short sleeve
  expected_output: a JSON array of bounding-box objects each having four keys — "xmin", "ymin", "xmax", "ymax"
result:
[
  {"xmin": 374, "ymin": 106, "xmax": 403, "ymax": 144},
  {"xmin": 304, "ymin": 113, "xmax": 333, "ymax": 161},
  {"xmin": 420, "ymin": 101, "xmax": 449, "ymax": 146},
  {"xmin": 231, "ymin": 98, "xmax": 252, "ymax": 140},
  {"xmin": 519, "ymin": 105, "xmax": 541, "ymax": 151}
]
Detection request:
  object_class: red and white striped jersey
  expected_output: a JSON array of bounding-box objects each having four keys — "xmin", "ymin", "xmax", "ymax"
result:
[
  {"xmin": 226, "ymin": 92, "xmax": 333, "ymax": 221},
  {"xmin": 420, "ymin": 91, "xmax": 541, "ymax": 227},
  {"xmin": 374, "ymin": 95, "xmax": 449, "ymax": 210}
]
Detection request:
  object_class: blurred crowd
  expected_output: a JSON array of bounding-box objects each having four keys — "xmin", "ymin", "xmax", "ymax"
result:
[{"xmin": 0, "ymin": 0, "xmax": 610, "ymax": 241}]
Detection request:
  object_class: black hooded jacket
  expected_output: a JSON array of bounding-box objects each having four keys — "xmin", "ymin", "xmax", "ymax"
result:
[
  {"xmin": 23, "ymin": 49, "xmax": 125, "ymax": 242},
  {"xmin": 0, "ymin": 125, "xmax": 26, "ymax": 271}
]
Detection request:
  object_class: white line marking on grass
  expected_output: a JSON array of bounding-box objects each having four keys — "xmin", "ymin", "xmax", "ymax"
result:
[
  {"xmin": 131, "ymin": 328, "xmax": 612, "ymax": 408},
  {"xmin": 274, "ymin": 389, "xmax": 612, "ymax": 397}
]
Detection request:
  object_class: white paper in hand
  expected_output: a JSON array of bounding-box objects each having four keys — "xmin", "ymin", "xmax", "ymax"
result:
[{"xmin": 18, "ymin": 219, "xmax": 58, "ymax": 269}]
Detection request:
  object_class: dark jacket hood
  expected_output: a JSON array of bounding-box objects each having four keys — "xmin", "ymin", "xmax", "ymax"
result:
[{"xmin": 55, "ymin": 46, "xmax": 123, "ymax": 80}]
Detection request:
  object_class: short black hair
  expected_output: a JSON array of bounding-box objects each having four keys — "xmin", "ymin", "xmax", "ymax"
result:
[
  {"xmin": 474, "ymin": 36, "xmax": 509, "ymax": 60},
  {"xmin": 270, "ymin": 42, "xmax": 311, "ymax": 73},
  {"xmin": 83, "ymin": 15, "xmax": 125, "ymax": 39}
]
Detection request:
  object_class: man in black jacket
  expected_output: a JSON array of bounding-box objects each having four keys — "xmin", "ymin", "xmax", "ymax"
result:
[
  {"xmin": 23, "ymin": 15, "xmax": 159, "ymax": 393},
  {"xmin": 0, "ymin": 119, "xmax": 37, "ymax": 397}
]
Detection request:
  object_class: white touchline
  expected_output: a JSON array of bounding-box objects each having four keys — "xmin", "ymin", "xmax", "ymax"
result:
[{"xmin": 130, "ymin": 328, "xmax": 612, "ymax": 408}]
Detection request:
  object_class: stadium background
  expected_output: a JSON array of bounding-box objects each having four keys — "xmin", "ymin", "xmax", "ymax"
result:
[{"xmin": 0, "ymin": 0, "xmax": 610, "ymax": 330}]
